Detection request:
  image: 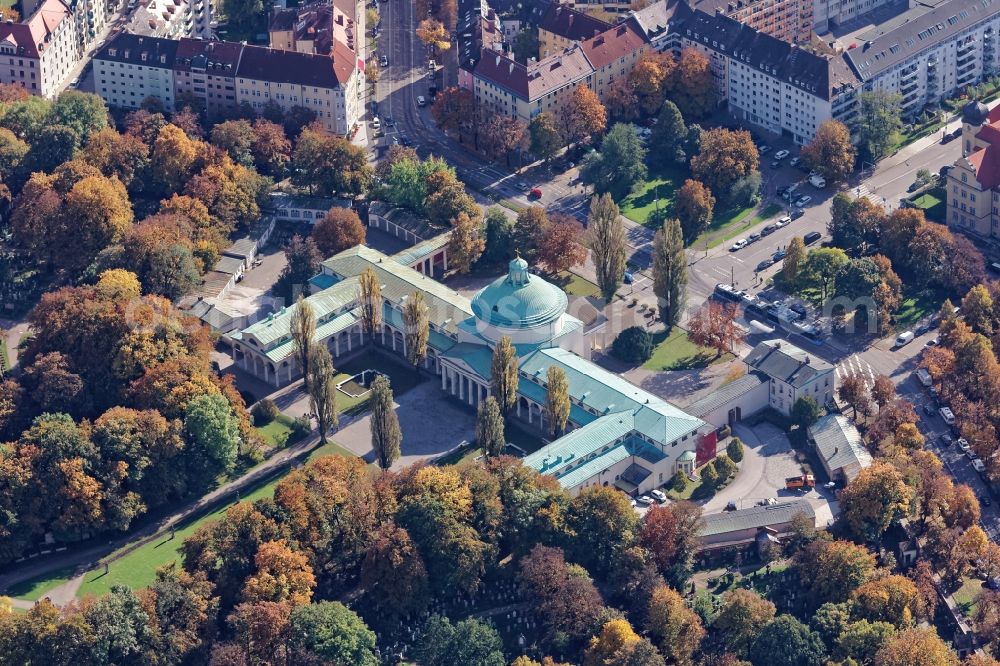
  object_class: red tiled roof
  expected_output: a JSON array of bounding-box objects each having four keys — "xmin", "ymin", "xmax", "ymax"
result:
[
  {"xmin": 0, "ymin": 0, "xmax": 71, "ymax": 59},
  {"xmin": 236, "ymin": 42, "xmax": 355, "ymax": 88},
  {"xmin": 988, "ymin": 104, "xmax": 1000, "ymax": 125},
  {"xmin": 580, "ymin": 18, "xmax": 648, "ymax": 70},
  {"xmin": 538, "ymin": 3, "xmax": 610, "ymax": 41},
  {"xmin": 474, "ymin": 45, "xmax": 594, "ymax": 101},
  {"xmin": 969, "ymin": 145, "xmax": 1000, "ymax": 190},
  {"xmin": 977, "ymin": 122, "xmax": 1000, "ymax": 146}
]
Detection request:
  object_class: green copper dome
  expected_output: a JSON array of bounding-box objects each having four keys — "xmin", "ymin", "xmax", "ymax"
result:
[{"xmin": 471, "ymin": 258, "xmax": 568, "ymax": 329}]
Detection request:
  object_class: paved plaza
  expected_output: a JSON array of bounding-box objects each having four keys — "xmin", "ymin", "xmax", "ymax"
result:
[{"xmin": 334, "ymin": 380, "xmax": 477, "ymax": 469}]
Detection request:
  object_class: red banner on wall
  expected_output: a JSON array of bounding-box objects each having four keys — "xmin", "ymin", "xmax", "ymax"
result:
[{"xmin": 696, "ymin": 431, "xmax": 718, "ymax": 467}]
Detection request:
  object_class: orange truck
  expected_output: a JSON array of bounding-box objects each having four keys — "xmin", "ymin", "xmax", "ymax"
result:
[{"xmin": 785, "ymin": 474, "xmax": 815, "ymax": 490}]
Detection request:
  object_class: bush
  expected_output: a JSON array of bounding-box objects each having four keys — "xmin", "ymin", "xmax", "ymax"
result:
[
  {"xmin": 293, "ymin": 415, "xmax": 312, "ymax": 437},
  {"xmin": 670, "ymin": 470, "xmax": 688, "ymax": 492},
  {"xmin": 251, "ymin": 398, "xmax": 280, "ymax": 425},
  {"xmin": 611, "ymin": 326, "xmax": 653, "ymax": 363},
  {"xmin": 713, "ymin": 454, "xmax": 738, "ymax": 481},
  {"xmin": 700, "ymin": 463, "xmax": 719, "ymax": 489},
  {"xmin": 718, "ymin": 424, "xmax": 732, "ymax": 440},
  {"xmin": 727, "ymin": 437, "xmax": 744, "ymax": 463}
]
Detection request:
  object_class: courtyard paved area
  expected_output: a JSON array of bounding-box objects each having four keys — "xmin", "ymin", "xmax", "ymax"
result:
[
  {"xmin": 334, "ymin": 380, "xmax": 477, "ymax": 469},
  {"xmin": 703, "ymin": 423, "xmax": 838, "ymax": 528}
]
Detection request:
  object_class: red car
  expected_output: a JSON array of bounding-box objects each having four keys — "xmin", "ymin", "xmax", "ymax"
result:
[{"xmin": 529, "ymin": 187, "xmax": 542, "ymax": 199}]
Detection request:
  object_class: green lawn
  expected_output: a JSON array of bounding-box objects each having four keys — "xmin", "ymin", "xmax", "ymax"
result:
[
  {"xmin": 699, "ymin": 203, "xmax": 775, "ymax": 249},
  {"xmin": 255, "ymin": 413, "xmax": 303, "ymax": 449},
  {"xmin": 642, "ymin": 328, "xmax": 735, "ymax": 371},
  {"xmin": 553, "ymin": 272, "xmax": 602, "ymax": 299},
  {"xmin": 894, "ymin": 288, "xmax": 942, "ymax": 330},
  {"xmin": 954, "ymin": 577, "xmax": 985, "ymax": 616},
  {"xmin": 910, "ymin": 187, "xmax": 946, "ymax": 223},
  {"xmin": 8, "ymin": 565, "xmax": 75, "ymax": 602},
  {"xmin": 75, "ymin": 442, "xmax": 357, "ymax": 599},
  {"xmin": 619, "ymin": 164, "xmax": 684, "ymax": 226},
  {"xmin": 665, "ymin": 474, "xmax": 703, "ymax": 500},
  {"xmin": 437, "ymin": 421, "xmax": 547, "ymax": 466}
]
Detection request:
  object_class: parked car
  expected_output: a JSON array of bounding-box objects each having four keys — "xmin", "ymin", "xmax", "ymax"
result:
[
  {"xmin": 748, "ymin": 231, "xmax": 762, "ymax": 243},
  {"xmin": 973, "ymin": 458, "xmax": 986, "ymax": 473},
  {"xmin": 940, "ymin": 433, "xmax": 953, "ymax": 446},
  {"xmin": 761, "ymin": 224, "xmax": 777, "ymax": 236},
  {"xmin": 795, "ymin": 195, "xmax": 812, "ymax": 207},
  {"xmin": 371, "ymin": 116, "xmax": 381, "ymax": 130},
  {"xmin": 777, "ymin": 185, "xmax": 790, "ymax": 196},
  {"xmin": 982, "ymin": 494, "xmax": 993, "ymax": 506},
  {"xmin": 958, "ymin": 438, "xmax": 971, "ymax": 453},
  {"xmin": 416, "ymin": 95, "xmax": 426, "ymax": 107},
  {"xmin": 791, "ymin": 208, "xmax": 805, "ymax": 220},
  {"xmin": 803, "ymin": 231, "xmax": 822, "ymax": 244},
  {"xmin": 908, "ymin": 181, "xmax": 922, "ymax": 192},
  {"xmin": 895, "ymin": 330, "xmax": 914, "ymax": 347},
  {"xmin": 380, "ymin": 55, "xmax": 388, "ymax": 67},
  {"xmin": 809, "ymin": 175, "xmax": 826, "ymax": 188},
  {"xmin": 770, "ymin": 160, "xmax": 781, "ymax": 169},
  {"xmin": 636, "ymin": 495, "xmax": 654, "ymax": 506},
  {"xmin": 789, "ymin": 156, "xmax": 801, "ymax": 167},
  {"xmin": 756, "ymin": 258, "xmax": 775, "ymax": 271},
  {"xmin": 775, "ymin": 215, "xmax": 791, "ymax": 228},
  {"xmin": 529, "ymin": 187, "xmax": 542, "ymax": 199},
  {"xmin": 758, "ymin": 144, "xmax": 771, "ymax": 154},
  {"xmin": 967, "ymin": 447, "xmax": 978, "ymax": 461},
  {"xmin": 775, "ymin": 149, "xmax": 790, "ymax": 160},
  {"xmin": 773, "ymin": 248, "xmax": 788, "ymax": 261},
  {"xmin": 650, "ymin": 489, "xmax": 667, "ymax": 503},
  {"xmin": 730, "ymin": 239, "xmax": 748, "ymax": 251}
]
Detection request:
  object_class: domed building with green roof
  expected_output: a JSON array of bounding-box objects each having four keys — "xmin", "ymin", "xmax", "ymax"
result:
[{"xmin": 230, "ymin": 243, "xmax": 713, "ymax": 496}]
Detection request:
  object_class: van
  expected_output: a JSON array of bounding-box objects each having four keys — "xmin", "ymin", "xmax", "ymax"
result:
[
  {"xmin": 417, "ymin": 96, "xmax": 426, "ymax": 107},
  {"xmin": 939, "ymin": 407, "xmax": 956, "ymax": 425},
  {"xmin": 915, "ymin": 368, "xmax": 932, "ymax": 387},
  {"xmin": 895, "ymin": 330, "xmax": 914, "ymax": 347},
  {"xmin": 803, "ymin": 231, "xmax": 822, "ymax": 245}
]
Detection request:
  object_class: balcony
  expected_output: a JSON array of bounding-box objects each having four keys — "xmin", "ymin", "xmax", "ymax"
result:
[
  {"xmin": 901, "ymin": 90, "xmax": 922, "ymax": 108},
  {"xmin": 900, "ymin": 80, "xmax": 919, "ymax": 95},
  {"xmin": 900, "ymin": 65, "xmax": 919, "ymax": 80},
  {"xmin": 958, "ymin": 39, "xmax": 976, "ymax": 53}
]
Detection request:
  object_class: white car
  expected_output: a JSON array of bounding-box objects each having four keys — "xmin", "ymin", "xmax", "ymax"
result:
[
  {"xmin": 775, "ymin": 215, "xmax": 791, "ymax": 228},
  {"xmin": 636, "ymin": 495, "xmax": 654, "ymax": 506},
  {"xmin": 730, "ymin": 239, "xmax": 748, "ymax": 251},
  {"xmin": 650, "ymin": 489, "xmax": 667, "ymax": 503},
  {"xmin": 974, "ymin": 458, "xmax": 986, "ymax": 472},
  {"xmin": 795, "ymin": 195, "xmax": 812, "ymax": 207},
  {"xmin": 809, "ymin": 175, "xmax": 827, "ymax": 188},
  {"xmin": 380, "ymin": 55, "xmax": 388, "ymax": 67},
  {"xmin": 371, "ymin": 116, "xmax": 381, "ymax": 130},
  {"xmin": 774, "ymin": 149, "xmax": 790, "ymax": 160},
  {"xmin": 958, "ymin": 438, "xmax": 971, "ymax": 452}
]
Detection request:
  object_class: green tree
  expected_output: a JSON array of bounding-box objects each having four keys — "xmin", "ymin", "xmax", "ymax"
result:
[
  {"xmin": 490, "ymin": 336, "xmax": 519, "ymax": 418},
  {"xmin": 796, "ymin": 539, "xmax": 877, "ymax": 605},
  {"xmin": 748, "ymin": 615, "xmax": 827, "ymax": 666},
  {"xmin": 143, "ymin": 244, "xmax": 200, "ymax": 300},
  {"xmin": 51, "ymin": 91, "xmax": 108, "ymax": 143},
  {"xmin": 446, "ymin": 212, "xmax": 486, "ymax": 274},
  {"xmin": 0, "ymin": 127, "xmax": 28, "ymax": 184},
  {"xmin": 210, "ymin": 119, "xmax": 255, "ymax": 166},
  {"xmin": 801, "ymin": 247, "xmax": 850, "ymax": 301},
  {"xmin": 476, "ymin": 396, "xmax": 506, "ymax": 457},
  {"xmin": 544, "ymin": 365, "xmax": 570, "ymax": 437},
  {"xmin": 481, "ymin": 208, "xmax": 514, "ymax": 265},
  {"xmin": 358, "ymin": 267, "xmax": 382, "ymax": 340},
  {"xmin": 652, "ymin": 218, "xmax": 687, "ymax": 328},
  {"xmin": 856, "ymin": 90, "xmax": 903, "ymax": 162},
  {"xmin": 700, "ymin": 461, "xmax": 720, "ymax": 488},
  {"xmin": 612, "ymin": 326, "xmax": 653, "ymax": 363},
  {"xmin": 402, "ymin": 290, "xmax": 429, "ymax": 371},
  {"xmin": 275, "ymin": 235, "xmax": 321, "ymax": 302},
  {"xmin": 792, "ymin": 395, "xmax": 821, "ymax": 428},
  {"xmin": 512, "ymin": 206, "xmax": 549, "ymax": 261},
  {"xmin": 580, "ymin": 123, "xmax": 648, "ymax": 197},
  {"xmin": 290, "ymin": 296, "xmax": 316, "ymax": 389},
  {"xmin": 651, "ymin": 100, "xmax": 687, "ymax": 165},
  {"xmin": 690, "ymin": 128, "xmax": 759, "ymax": 199},
  {"xmin": 306, "ymin": 346, "xmax": 338, "ymax": 444},
  {"xmin": 713, "ymin": 454, "xmax": 737, "ymax": 481},
  {"xmin": 83, "ymin": 585, "xmax": 156, "ymax": 664},
  {"xmin": 726, "ymin": 438, "xmax": 744, "ymax": 463},
  {"xmin": 415, "ymin": 615, "xmax": 505, "ymax": 666},
  {"xmin": 184, "ymin": 393, "xmax": 241, "ymax": 474},
  {"xmin": 588, "ymin": 193, "xmax": 627, "ymax": 303},
  {"xmin": 219, "ymin": 0, "xmax": 264, "ymax": 38},
  {"xmin": 961, "ymin": 283, "xmax": 995, "ymax": 336},
  {"xmin": 528, "ymin": 112, "xmax": 562, "ymax": 162},
  {"xmin": 369, "ymin": 374, "xmax": 401, "ymax": 471},
  {"xmin": 26, "ymin": 124, "xmax": 80, "ymax": 176},
  {"xmin": 291, "ymin": 127, "xmax": 372, "ymax": 196},
  {"xmin": 288, "ymin": 601, "xmax": 378, "ymax": 666}
]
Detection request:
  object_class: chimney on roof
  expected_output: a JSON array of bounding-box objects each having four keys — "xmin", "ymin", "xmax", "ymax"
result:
[{"xmin": 805, "ymin": 356, "xmax": 810, "ymax": 364}]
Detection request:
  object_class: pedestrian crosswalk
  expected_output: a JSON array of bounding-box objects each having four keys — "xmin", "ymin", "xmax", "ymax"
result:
[
  {"xmin": 835, "ymin": 354, "xmax": 876, "ymax": 387},
  {"xmin": 854, "ymin": 183, "xmax": 887, "ymax": 208}
]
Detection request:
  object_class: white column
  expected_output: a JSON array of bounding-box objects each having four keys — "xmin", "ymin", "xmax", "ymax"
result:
[
  {"xmin": 358, "ymin": 327, "xmax": 364, "ymax": 345},
  {"xmin": 381, "ymin": 324, "xmax": 386, "ymax": 346},
  {"xmin": 441, "ymin": 365, "xmax": 447, "ymax": 389},
  {"xmin": 391, "ymin": 330, "xmax": 396, "ymax": 351},
  {"xmin": 334, "ymin": 337, "xmax": 340, "ymax": 356},
  {"xmin": 443, "ymin": 251, "xmax": 448, "ymax": 271},
  {"xmin": 347, "ymin": 334, "xmax": 352, "ymax": 352}
]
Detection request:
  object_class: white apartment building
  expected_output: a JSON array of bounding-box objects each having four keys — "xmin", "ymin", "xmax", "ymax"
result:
[
  {"xmin": 93, "ymin": 32, "xmax": 362, "ymax": 135},
  {"xmin": 843, "ymin": 0, "xmax": 1000, "ymax": 119},
  {"xmin": 125, "ymin": 0, "xmax": 212, "ymax": 39},
  {"xmin": 93, "ymin": 33, "xmax": 177, "ymax": 111},
  {"xmin": 0, "ymin": 0, "xmax": 78, "ymax": 98},
  {"xmin": 745, "ymin": 340, "xmax": 835, "ymax": 416},
  {"xmin": 672, "ymin": 4, "xmax": 859, "ymax": 143}
]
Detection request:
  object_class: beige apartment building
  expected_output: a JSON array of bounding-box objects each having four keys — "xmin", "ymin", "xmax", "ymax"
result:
[
  {"xmin": 580, "ymin": 18, "xmax": 648, "ymax": 101},
  {"xmin": 947, "ymin": 101, "xmax": 1000, "ymax": 240},
  {"xmin": 0, "ymin": 0, "xmax": 77, "ymax": 97},
  {"xmin": 538, "ymin": 3, "xmax": 610, "ymax": 58},
  {"xmin": 473, "ymin": 44, "xmax": 595, "ymax": 124},
  {"xmin": 235, "ymin": 41, "xmax": 361, "ymax": 135}
]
